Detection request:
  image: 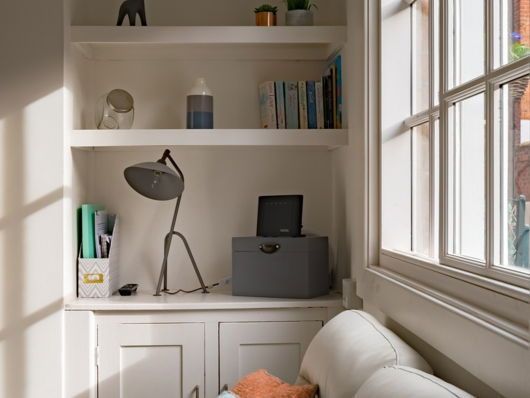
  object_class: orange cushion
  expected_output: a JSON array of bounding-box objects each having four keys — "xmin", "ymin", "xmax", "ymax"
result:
[{"xmin": 232, "ymin": 369, "xmax": 318, "ymax": 398}]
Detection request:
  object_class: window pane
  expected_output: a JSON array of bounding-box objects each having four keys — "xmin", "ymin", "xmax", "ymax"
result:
[
  {"xmin": 494, "ymin": 0, "xmax": 530, "ymax": 67},
  {"xmin": 447, "ymin": 0, "xmax": 485, "ymax": 88},
  {"xmin": 413, "ymin": 0, "xmax": 430, "ymax": 112},
  {"xmin": 494, "ymin": 75, "xmax": 530, "ymax": 271},
  {"xmin": 412, "ymin": 123, "xmax": 432, "ymax": 256},
  {"xmin": 447, "ymin": 93, "xmax": 486, "ymax": 261}
]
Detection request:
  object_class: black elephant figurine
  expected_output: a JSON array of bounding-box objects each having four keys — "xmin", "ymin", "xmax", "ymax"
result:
[{"xmin": 117, "ymin": 0, "xmax": 147, "ymax": 26}]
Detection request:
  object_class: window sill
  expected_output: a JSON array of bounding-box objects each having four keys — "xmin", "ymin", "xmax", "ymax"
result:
[
  {"xmin": 381, "ymin": 249, "xmax": 529, "ymax": 301},
  {"xmin": 371, "ymin": 249, "xmax": 529, "ymax": 344},
  {"xmin": 358, "ymin": 265, "xmax": 530, "ymax": 397}
]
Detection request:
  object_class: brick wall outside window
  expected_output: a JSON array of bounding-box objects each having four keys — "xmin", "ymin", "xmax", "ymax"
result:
[{"xmin": 513, "ymin": 0, "xmax": 530, "ymax": 199}]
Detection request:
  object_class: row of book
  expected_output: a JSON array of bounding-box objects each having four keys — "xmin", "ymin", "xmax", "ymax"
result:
[{"xmin": 259, "ymin": 55, "xmax": 342, "ymax": 130}]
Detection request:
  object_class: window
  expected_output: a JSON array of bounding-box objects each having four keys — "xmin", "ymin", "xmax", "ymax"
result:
[
  {"xmin": 447, "ymin": 93, "xmax": 486, "ymax": 262},
  {"xmin": 494, "ymin": 75, "xmax": 530, "ymax": 272},
  {"xmin": 494, "ymin": 0, "xmax": 530, "ymax": 67},
  {"xmin": 381, "ymin": 0, "xmax": 530, "ymax": 289},
  {"xmin": 447, "ymin": 0, "xmax": 485, "ymax": 88}
]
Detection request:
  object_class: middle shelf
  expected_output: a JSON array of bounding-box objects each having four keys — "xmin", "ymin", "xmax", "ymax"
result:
[{"xmin": 71, "ymin": 129, "xmax": 349, "ymax": 150}]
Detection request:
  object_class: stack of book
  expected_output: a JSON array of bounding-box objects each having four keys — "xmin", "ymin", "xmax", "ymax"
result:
[
  {"xmin": 259, "ymin": 55, "xmax": 342, "ymax": 130},
  {"xmin": 79, "ymin": 204, "xmax": 116, "ymax": 259}
]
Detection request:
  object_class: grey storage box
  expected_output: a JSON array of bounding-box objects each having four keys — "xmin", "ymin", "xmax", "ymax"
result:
[{"xmin": 232, "ymin": 236, "xmax": 329, "ymax": 299}]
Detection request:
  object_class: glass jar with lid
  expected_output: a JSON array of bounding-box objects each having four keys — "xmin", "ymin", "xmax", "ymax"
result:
[{"xmin": 96, "ymin": 89, "xmax": 134, "ymax": 129}]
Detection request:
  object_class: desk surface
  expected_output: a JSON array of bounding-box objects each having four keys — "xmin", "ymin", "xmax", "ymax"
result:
[{"xmin": 65, "ymin": 288, "xmax": 343, "ymax": 311}]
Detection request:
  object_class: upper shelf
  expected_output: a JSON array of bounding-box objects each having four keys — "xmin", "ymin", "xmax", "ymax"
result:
[
  {"xmin": 70, "ymin": 26, "xmax": 347, "ymax": 61},
  {"xmin": 71, "ymin": 129, "xmax": 348, "ymax": 150}
]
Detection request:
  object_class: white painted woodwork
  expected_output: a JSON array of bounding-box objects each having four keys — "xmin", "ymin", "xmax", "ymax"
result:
[
  {"xmin": 219, "ymin": 321, "xmax": 322, "ymax": 387},
  {"xmin": 64, "ymin": 300, "xmax": 342, "ymax": 398},
  {"xmin": 71, "ymin": 129, "xmax": 348, "ymax": 149},
  {"xmin": 65, "ymin": 291, "xmax": 342, "ymax": 311},
  {"xmin": 64, "ymin": 311, "xmax": 97, "ymax": 398},
  {"xmin": 98, "ymin": 322, "xmax": 205, "ymax": 398},
  {"xmin": 71, "ymin": 26, "xmax": 346, "ymax": 61}
]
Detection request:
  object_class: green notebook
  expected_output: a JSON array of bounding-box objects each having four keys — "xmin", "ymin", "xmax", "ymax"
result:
[{"xmin": 80, "ymin": 204, "xmax": 104, "ymax": 259}]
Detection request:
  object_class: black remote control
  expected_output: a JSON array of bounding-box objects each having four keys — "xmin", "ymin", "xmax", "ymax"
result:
[{"xmin": 119, "ymin": 284, "xmax": 138, "ymax": 296}]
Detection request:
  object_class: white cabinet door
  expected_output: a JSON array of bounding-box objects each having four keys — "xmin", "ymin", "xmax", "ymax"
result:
[
  {"xmin": 98, "ymin": 322, "xmax": 204, "ymax": 398},
  {"xmin": 219, "ymin": 321, "xmax": 322, "ymax": 388}
]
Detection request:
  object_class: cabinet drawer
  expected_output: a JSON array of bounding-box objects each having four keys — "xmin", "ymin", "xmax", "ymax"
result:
[
  {"xmin": 219, "ymin": 321, "xmax": 322, "ymax": 388},
  {"xmin": 98, "ymin": 323, "xmax": 205, "ymax": 398}
]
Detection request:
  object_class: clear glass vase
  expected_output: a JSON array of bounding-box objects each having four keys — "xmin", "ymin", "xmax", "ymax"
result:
[{"xmin": 96, "ymin": 89, "xmax": 134, "ymax": 129}]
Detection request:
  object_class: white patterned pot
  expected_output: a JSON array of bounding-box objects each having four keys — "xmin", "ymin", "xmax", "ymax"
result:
[{"xmin": 286, "ymin": 10, "xmax": 314, "ymax": 26}]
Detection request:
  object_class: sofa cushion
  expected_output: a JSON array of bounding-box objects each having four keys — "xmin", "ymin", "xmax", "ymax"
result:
[
  {"xmin": 297, "ymin": 310, "xmax": 432, "ymax": 398},
  {"xmin": 354, "ymin": 366, "xmax": 474, "ymax": 397}
]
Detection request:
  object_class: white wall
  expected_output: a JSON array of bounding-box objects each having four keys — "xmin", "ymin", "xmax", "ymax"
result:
[
  {"xmin": 0, "ymin": 1, "xmax": 64, "ymax": 397},
  {"xmin": 331, "ymin": 0, "xmax": 367, "ymax": 288},
  {"xmin": 70, "ymin": 0, "xmax": 346, "ymax": 27}
]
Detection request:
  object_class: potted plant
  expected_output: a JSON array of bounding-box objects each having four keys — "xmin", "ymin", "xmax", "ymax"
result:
[
  {"xmin": 285, "ymin": 0, "xmax": 317, "ymax": 26},
  {"xmin": 255, "ymin": 4, "xmax": 278, "ymax": 26},
  {"xmin": 510, "ymin": 32, "xmax": 530, "ymax": 61}
]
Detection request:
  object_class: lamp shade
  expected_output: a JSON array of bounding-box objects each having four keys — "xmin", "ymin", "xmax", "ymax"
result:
[{"xmin": 124, "ymin": 161, "xmax": 184, "ymax": 201}]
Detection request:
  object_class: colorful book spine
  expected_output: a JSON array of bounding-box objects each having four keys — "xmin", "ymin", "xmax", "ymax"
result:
[
  {"xmin": 80, "ymin": 204, "xmax": 104, "ymax": 259},
  {"xmin": 275, "ymin": 81, "xmax": 286, "ymax": 129},
  {"xmin": 285, "ymin": 81, "xmax": 299, "ymax": 129},
  {"xmin": 306, "ymin": 81, "xmax": 317, "ymax": 129},
  {"xmin": 323, "ymin": 74, "xmax": 333, "ymax": 129},
  {"xmin": 298, "ymin": 81, "xmax": 308, "ymax": 129},
  {"xmin": 259, "ymin": 81, "xmax": 277, "ymax": 129},
  {"xmin": 335, "ymin": 55, "xmax": 343, "ymax": 128},
  {"xmin": 315, "ymin": 80, "xmax": 324, "ymax": 129},
  {"xmin": 330, "ymin": 64, "xmax": 337, "ymax": 128}
]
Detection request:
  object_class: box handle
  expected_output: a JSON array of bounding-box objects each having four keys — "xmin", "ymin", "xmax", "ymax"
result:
[{"xmin": 259, "ymin": 243, "xmax": 280, "ymax": 254}]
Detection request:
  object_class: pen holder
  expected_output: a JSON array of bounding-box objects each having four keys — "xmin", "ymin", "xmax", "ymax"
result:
[{"xmin": 78, "ymin": 217, "xmax": 120, "ymax": 298}]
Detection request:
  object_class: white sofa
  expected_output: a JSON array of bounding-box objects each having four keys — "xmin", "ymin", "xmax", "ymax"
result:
[{"xmin": 297, "ymin": 310, "xmax": 474, "ymax": 398}]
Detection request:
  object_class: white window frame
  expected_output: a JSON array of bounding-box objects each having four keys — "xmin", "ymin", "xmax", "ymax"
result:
[
  {"xmin": 378, "ymin": 0, "xmax": 530, "ymax": 297},
  {"xmin": 357, "ymin": 1, "xmax": 529, "ymax": 395}
]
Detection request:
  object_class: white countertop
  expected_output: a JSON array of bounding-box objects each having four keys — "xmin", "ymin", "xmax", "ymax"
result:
[{"xmin": 65, "ymin": 288, "xmax": 342, "ymax": 311}]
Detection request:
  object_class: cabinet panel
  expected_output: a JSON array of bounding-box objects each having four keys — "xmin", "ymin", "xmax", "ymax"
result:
[
  {"xmin": 121, "ymin": 346, "xmax": 183, "ymax": 398},
  {"xmin": 219, "ymin": 321, "xmax": 322, "ymax": 388},
  {"xmin": 98, "ymin": 323, "xmax": 204, "ymax": 398}
]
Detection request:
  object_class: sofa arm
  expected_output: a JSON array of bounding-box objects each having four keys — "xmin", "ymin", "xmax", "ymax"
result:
[{"xmin": 354, "ymin": 366, "xmax": 474, "ymax": 398}]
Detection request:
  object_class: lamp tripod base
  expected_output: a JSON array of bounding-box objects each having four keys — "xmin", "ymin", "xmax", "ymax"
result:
[{"xmin": 154, "ymin": 231, "xmax": 209, "ymax": 296}]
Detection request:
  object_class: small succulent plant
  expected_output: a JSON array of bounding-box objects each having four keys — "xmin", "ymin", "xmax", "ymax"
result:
[
  {"xmin": 255, "ymin": 4, "xmax": 278, "ymax": 14},
  {"xmin": 511, "ymin": 32, "xmax": 530, "ymax": 61},
  {"xmin": 285, "ymin": 0, "xmax": 318, "ymax": 11}
]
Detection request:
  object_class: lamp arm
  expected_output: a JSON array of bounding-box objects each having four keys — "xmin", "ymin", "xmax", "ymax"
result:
[{"xmin": 160, "ymin": 149, "xmax": 185, "ymax": 184}]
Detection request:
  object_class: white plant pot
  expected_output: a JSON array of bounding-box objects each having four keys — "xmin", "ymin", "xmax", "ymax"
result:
[{"xmin": 286, "ymin": 10, "xmax": 314, "ymax": 26}]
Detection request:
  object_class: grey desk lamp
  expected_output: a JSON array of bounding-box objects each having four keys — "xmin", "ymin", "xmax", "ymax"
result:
[{"xmin": 124, "ymin": 149, "xmax": 208, "ymax": 296}]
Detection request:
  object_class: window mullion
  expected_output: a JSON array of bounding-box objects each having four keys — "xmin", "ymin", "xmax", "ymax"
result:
[
  {"xmin": 485, "ymin": 0, "xmax": 493, "ymax": 74},
  {"xmin": 428, "ymin": 1, "xmax": 436, "ymax": 257},
  {"xmin": 484, "ymin": 0, "xmax": 493, "ymax": 269},
  {"xmin": 429, "ymin": 0, "xmax": 435, "ymax": 110},
  {"xmin": 439, "ymin": 0, "xmax": 448, "ymax": 262}
]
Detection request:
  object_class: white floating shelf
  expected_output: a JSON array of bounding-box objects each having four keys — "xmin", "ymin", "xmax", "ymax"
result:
[
  {"xmin": 70, "ymin": 26, "xmax": 346, "ymax": 60},
  {"xmin": 71, "ymin": 129, "xmax": 348, "ymax": 150}
]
